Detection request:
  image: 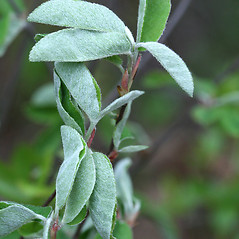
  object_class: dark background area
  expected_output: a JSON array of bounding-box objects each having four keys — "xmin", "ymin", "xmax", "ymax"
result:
[{"xmin": 1, "ymin": 0, "xmax": 239, "ymax": 238}]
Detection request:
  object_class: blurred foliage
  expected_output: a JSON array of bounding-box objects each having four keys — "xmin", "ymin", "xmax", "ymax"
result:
[{"xmin": 1, "ymin": 0, "xmax": 239, "ymax": 238}]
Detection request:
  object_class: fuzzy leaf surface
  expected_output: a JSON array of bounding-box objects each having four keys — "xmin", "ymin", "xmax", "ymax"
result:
[
  {"xmin": 29, "ymin": 29, "xmax": 131, "ymax": 62},
  {"xmin": 56, "ymin": 126, "xmax": 86, "ymax": 211},
  {"xmin": 0, "ymin": 203, "xmax": 45, "ymax": 237},
  {"xmin": 89, "ymin": 153, "xmax": 116, "ymax": 239},
  {"xmin": 28, "ymin": 0, "xmax": 125, "ymax": 33},
  {"xmin": 100, "ymin": 91, "xmax": 144, "ymax": 119},
  {"xmin": 54, "ymin": 72, "xmax": 85, "ymax": 135},
  {"xmin": 63, "ymin": 150, "xmax": 96, "ymax": 224},
  {"xmin": 137, "ymin": 0, "xmax": 171, "ymax": 42},
  {"xmin": 55, "ymin": 62, "xmax": 101, "ymax": 122},
  {"xmin": 137, "ymin": 42, "xmax": 194, "ymax": 96}
]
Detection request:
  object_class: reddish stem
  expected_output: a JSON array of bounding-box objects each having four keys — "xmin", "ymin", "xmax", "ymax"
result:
[{"xmin": 87, "ymin": 128, "xmax": 96, "ymax": 148}]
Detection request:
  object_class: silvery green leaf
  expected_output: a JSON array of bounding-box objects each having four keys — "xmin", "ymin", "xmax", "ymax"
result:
[
  {"xmin": 89, "ymin": 153, "xmax": 116, "ymax": 239},
  {"xmin": 43, "ymin": 212, "xmax": 53, "ymax": 239},
  {"xmin": 0, "ymin": 202, "xmax": 46, "ymax": 237},
  {"xmin": 56, "ymin": 126, "xmax": 86, "ymax": 211},
  {"xmin": 29, "ymin": 29, "xmax": 131, "ymax": 62},
  {"xmin": 63, "ymin": 149, "xmax": 96, "ymax": 224},
  {"xmin": 0, "ymin": 14, "xmax": 25, "ymax": 57},
  {"xmin": 114, "ymin": 159, "xmax": 140, "ymax": 220},
  {"xmin": 137, "ymin": 0, "xmax": 171, "ymax": 43},
  {"xmin": 28, "ymin": 0, "xmax": 125, "ymax": 33},
  {"xmin": 113, "ymin": 102, "xmax": 132, "ymax": 150},
  {"xmin": 54, "ymin": 72, "xmax": 85, "ymax": 135},
  {"xmin": 118, "ymin": 145, "xmax": 148, "ymax": 153},
  {"xmin": 100, "ymin": 91, "xmax": 144, "ymax": 119},
  {"xmin": 31, "ymin": 83, "xmax": 55, "ymax": 107},
  {"xmin": 55, "ymin": 62, "xmax": 101, "ymax": 122},
  {"xmin": 67, "ymin": 206, "xmax": 87, "ymax": 226},
  {"xmin": 137, "ymin": 42, "xmax": 194, "ymax": 96}
]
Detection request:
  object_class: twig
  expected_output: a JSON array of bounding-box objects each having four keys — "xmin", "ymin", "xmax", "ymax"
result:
[
  {"xmin": 42, "ymin": 190, "xmax": 56, "ymax": 207},
  {"xmin": 73, "ymin": 211, "xmax": 89, "ymax": 239}
]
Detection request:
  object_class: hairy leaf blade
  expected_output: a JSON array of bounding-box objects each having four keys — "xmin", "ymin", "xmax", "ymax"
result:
[
  {"xmin": 54, "ymin": 72, "xmax": 85, "ymax": 135},
  {"xmin": 29, "ymin": 29, "xmax": 131, "ymax": 62},
  {"xmin": 138, "ymin": 42, "xmax": 194, "ymax": 96},
  {"xmin": 89, "ymin": 153, "xmax": 116, "ymax": 239},
  {"xmin": 55, "ymin": 62, "xmax": 101, "ymax": 122},
  {"xmin": 28, "ymin": 0, "xmax": 125, "ymax": 33},
  {"xmin": 137, "ymin": 0, "xmax": 171, "ymax": 43},
  {"xmin": 100, "ymin": 91, "xmax": 144, "ymax": 119},
  {"xmin": 63, "ymin": 150, "xmax": 96, "ymax": 224},
  {"xmin": 0, "ymin": 203, "xmax": 46, "ymax": 237},
  {"xmin": 56, "ymin": 126, "xmax": 86, "ymax": 211}
]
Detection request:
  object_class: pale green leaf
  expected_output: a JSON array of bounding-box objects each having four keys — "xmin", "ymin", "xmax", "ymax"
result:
[
  {"xmin": 137, "ymin": 0, "xmax": 171, "ymax": 42},
  {"xmin": 0, "ymin": 203, "xmax": 46, "ymax": 237},
  {"xmin": 137, "ymin": 42, "xmax": 194, "ymax": 96},
  {"xmin": 118, "ymin": 145, "xmax": 148, "ymax": 153},
  {"xmin": 54, "ymin": 72, "xmax": 85, "ymax": 135},
  {"xmin": 114, "ymin": 159, "xmax": 140, "ymax": 219},
  {"xmin": 63, "ymin": 150, "xmax": 96, "ymax": 224},
  {"xmin": 29, "ymin": 29, "xmax": 131, "ymax": 62},
  {"xmin": 31, "ymin": 83, "xmax": 55, "ymax": 107},
  {"xmin": 113, "ymin": 102, "xmax": 132, "ymax": 150},
  {"xmin": 0, "ymin": 14, "xmax": 25, "ymax": 57},
  {"xmin": 89, "ymin": 153, "xmax": 116, "ymax": 239},
  {"xmin": 100, "ymin": 91, "xmax": 144, "ymax": 119},
  {"xmin": 55, "ymin": 62, "xmax": 101, "ymax": 122},
  {"xmin": 56, "ymin": 126, "xmax": 86, "ymax": 211},
  {"xmin": 28, "ymin": 0, "xmax": 125, "ymax": 33}
]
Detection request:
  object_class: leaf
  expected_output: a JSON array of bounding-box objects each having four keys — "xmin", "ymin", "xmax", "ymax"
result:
[
  {"xmin": 113, "ymin": 221, "xmax": 132, "ymax": 239},
  {"xmin": 54, "ymin": 72, "xmax": 85, "ymax": 135},
  {"xmin": 137, "ymin": 0, "xmax": 171, "ymax": 42},
  {"xmin": 29, "ymin": 29, "xmax": 131, "ymax": 62},
  {"xmin": 113, "ymin": 102, "xmax": 132, "ymax": 150},
  {"xmin": 0, "ymin": 203, "xmax": 46, "ymax": 237},
  {"xmin": 67, "ymin": 206, "xmax": 87, "ymax": 226},
  {"xmin": 118, "ymin": 145, "xmax": 148, "ymax": 153},
  {"xmin": 56, "ymin": 126, "xmax": 86, "ymax": 211},
  {"xmin": 63, "ymin": 150, "xmax": 96, "ymax": 224},
  {"xmin": 31, "ymin": 83, "xmax": 55, "ymax": 107},
  {"xmin": 137, "ymin": 42, "xmax": 194, "ymax": 96},
  {"xmin": 0, "ymin": 14, "xmax": 25, "ymax": 57},
  {"xmin": 114, "ymin": 159, "xmax": 140, "ymax": 219},
  {"xmin": 105, "ymin": 55, "xmax": 123, "ymax": 66},
  {"xmin": 89, "ymin": 153, "xmax": 116, "ymax": 239},
  {"xmin": 18, "ymin": 222, "xmax": 43, "ymax": 237},
  {"xmin": 55, "ymin": 62, "xmax": 101, "ymax": 122},
  {"xmin": 100, "ymin": 91, "xmax": 144, "ymax": 119},
  {"xmin": 28, "ymin": 0, "xmax": 125, "ymax": 33}
]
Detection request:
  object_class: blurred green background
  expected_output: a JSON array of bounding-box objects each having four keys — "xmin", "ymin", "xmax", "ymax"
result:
[{"xmin": 1, "ymin": 0, "xmax": 239, "ymax": 238}]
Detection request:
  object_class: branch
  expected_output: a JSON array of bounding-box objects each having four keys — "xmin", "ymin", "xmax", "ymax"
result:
[{"xmin": 42, "ymin": 190, "xmax": 56, "ymax": 207}]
